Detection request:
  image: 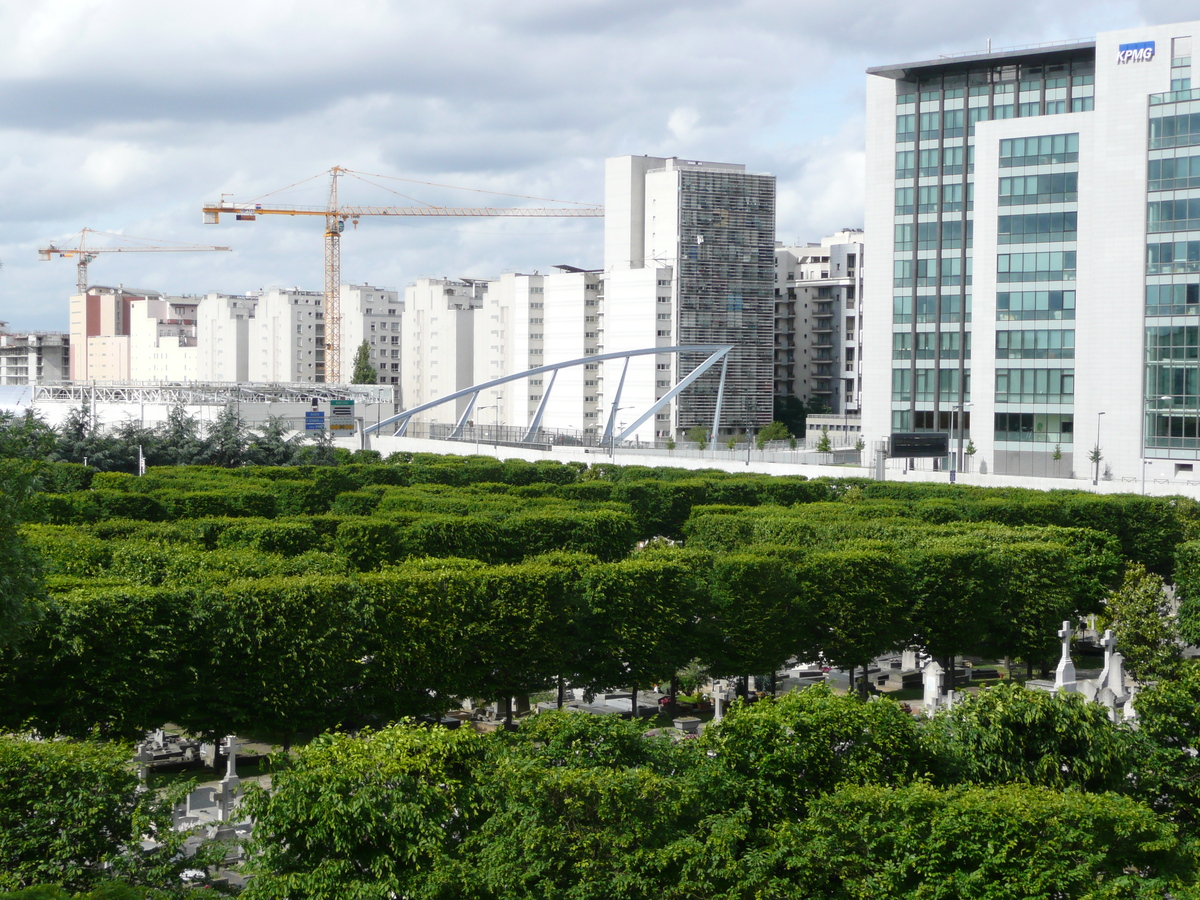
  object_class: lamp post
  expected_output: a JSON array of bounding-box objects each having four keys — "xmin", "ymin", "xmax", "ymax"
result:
[
  {"xmin": 476, "ymin": 405, "xmax": 496, "ymax": 454},
  {"xmin": 1093, "ymin": 411, "xmax": 1106, "ymax": 486},
  {"xmin": 1143, "ymin": 459, "xmax": 1153, "ymax": 495},
  {"xmin": 493, "ymin": 397, "xmax": 503, "ymax": 448},
  {"xmin": 609, "ymin": 407, "xmax": 633, "ymax": 461}
]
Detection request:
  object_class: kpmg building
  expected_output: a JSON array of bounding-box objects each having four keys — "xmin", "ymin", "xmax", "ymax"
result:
[{"xmin": 863, "ymin": 21, "xmax": 1200, "ymax": 482}]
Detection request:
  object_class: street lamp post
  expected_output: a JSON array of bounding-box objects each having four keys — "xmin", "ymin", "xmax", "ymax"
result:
[
  {"xmin": 609, "ymin": 407, "xmax": 633, "ymax": 461},
  {"xmin": 953, "ymin": 403, "xmax": 970, "ymax": 474},
  {"xmin": 1093, "ymin": 411, "xmax": 1106, "ymax": 486},
  {"xmin": 476, "ymin": 405, "xmax": 496, "ymax": 454}
]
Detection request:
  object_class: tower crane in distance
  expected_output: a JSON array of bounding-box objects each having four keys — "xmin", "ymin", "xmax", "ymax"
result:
[
  {"xmin": 202, "ymin": 166, "xmax": 604, "ymax": 383},
  {"xmin": 38, "ymin": 228, "xmax": 232, "ymax": 295}
]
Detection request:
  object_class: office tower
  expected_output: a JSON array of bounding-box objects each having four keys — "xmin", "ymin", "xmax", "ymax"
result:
[{"xmin": 864, "ymin": 21, "xmax": 1200, "ymax": 480}]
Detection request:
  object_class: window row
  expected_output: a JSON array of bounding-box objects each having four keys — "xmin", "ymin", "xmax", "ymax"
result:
[
  {"xmin": 895, "ymin": 146, "xmax": 971, "ymax": 179},
  {"xmin": 998, "ymin": 211, "xmax": 1077, "ymax": 244},
  {"xmin": 1145, "ymin": 412, "xmax": 1200, "ymax": 447},
  {"xmin": 1148, "ymin": 197, "xmax": 1200, "ymax": 233},
  {"xmin": 997, "ymin": 290, "xmax": 1076, "ymax": 320},
  {"xmin": 1149, "ymin": 154, "xmax": 1200, "ymax": 191},
  {"xmin": 891, "ymin": 367, "xmax": 968, "ymax": 401},
  {"xmin": 1147, "ymin": 324, "xmax": 1200, "ymax": 361},
  {"xmin": 997, "ymin": 251, "xmax": 1076, "ymax": 282},
  {"xmin": 999, "ymin": 133, "xmax": 1080, "ymax": 167},
  {"xmin": 996, "ymin": 328, "xmax": 1075, "ymax": 359},
  {"xmin": 894, "ymin": 256, "xmax": 972, "ymax": 287},
  {"xmin": 892, "ymin": 331, "xmax": 972, "ymax": 360},
  {"xmin": 998, "ymin": 172, "xmax": 1078, "ymax": 206},
  {"xmin": 994, "ymin": 412, "xmax": 1074, "ymax": 443},
  {"xmin": 1148, "ymin": 240, "xmax": 1200, "ymax": 275},
  {"xmin": 994, "ymin": 367, "xmax": 1074, "ymax": 403},
  {"xmin": 1147, "ymin": 282, "xmax": 1200, "ymax": 316},
  {"xmin": 897, "ymin": 109, "xmax": 967, "ymax": 140},
  {"xmin": 1147, "ymin": 364, "xmax": 1200, "ymax": 399},
  {"xmin": 895, "ymin": 183, "xmax": 974, "ymax": 215},
  {"xmin": 1150, "ymin": 112, "xmax": 1200, "ymax": 150},
  {"xmin": 893, "ymin": 294, "xmax": 971, "ymax": 325},
  {"xmin": 895, "ymin": 221, "xmax": 972, "ymax": 251}
]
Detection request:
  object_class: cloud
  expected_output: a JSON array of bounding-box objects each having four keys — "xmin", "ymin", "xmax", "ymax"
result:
[{"xmin": 0, "ymin": 0, "xmax": 1164, "ymax": 330}]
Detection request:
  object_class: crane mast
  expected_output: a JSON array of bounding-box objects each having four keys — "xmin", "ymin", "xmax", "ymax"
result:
[{"xmin": 203, "ymin": 166, "xmax": 603, "ymax": 383}]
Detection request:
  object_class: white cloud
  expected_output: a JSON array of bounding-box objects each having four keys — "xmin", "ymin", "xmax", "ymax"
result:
[{"xmin": 0, "ymin": 0, "xmax": 1165, "ymax": 329}]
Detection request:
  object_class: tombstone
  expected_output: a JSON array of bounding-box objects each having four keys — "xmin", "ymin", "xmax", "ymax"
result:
[
  {"xmin": 1053, "ymin": 620, "xmax": 1077, "ymax": 692},
  {"xmin": 901, "ymin": 647, "xmax": 919, "ymax": 671},
  {"xmin": 134, "ymin": 741, "xmax": 154, "ymax": 784},
  {"xmin": 216, "ymin": 735, "xmax": 241, "ymax": 823},
  {"xmin": 1104, "ymin": 651, "xmax": 1130, "ymax": 705},
  {"xmin": 1123, "ymin": 684, "xmax": 1139, "ymax": 724},
  {"xmin": 1096, "ymin": 685, "xmax": 1120, "ymax": 722},
  {"xmin": 922, "ymin": 660, "xmax": 945, "ymax": 716}
]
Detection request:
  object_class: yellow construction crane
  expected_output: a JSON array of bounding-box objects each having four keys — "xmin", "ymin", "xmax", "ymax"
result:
[
  {"xmin": 202, "ymin": 166, "xmax": 604, "ymax": 383},
  {"xmin": 38, "ymin": 228, "xmax": 232, "ymax": 295}
]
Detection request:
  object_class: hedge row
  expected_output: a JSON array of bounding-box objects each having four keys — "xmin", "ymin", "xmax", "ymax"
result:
[{"xmin": 1, "ymin": 536, "xmax": 1109, "ymax": 742}]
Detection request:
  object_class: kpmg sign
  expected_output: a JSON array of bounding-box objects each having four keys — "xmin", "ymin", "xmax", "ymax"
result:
[{"xmin": 1117, "ymin": 40, "xmax": 1156, "ymax": 64}]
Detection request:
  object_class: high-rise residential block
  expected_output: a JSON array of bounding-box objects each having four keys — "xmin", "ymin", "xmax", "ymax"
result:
[{"xmin": 604, "ymin": 156, "xmax": 776, "ymax": 440}]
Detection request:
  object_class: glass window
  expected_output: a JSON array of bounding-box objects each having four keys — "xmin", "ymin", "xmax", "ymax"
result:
[{"xmin": 998, "ymin": 172, "xmax": 1078, "ymax": 205}]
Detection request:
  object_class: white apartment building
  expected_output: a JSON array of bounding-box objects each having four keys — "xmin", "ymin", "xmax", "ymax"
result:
[
  {"xmin": 604, "ymin": 156, "xmax": 776, "ymax": 441},
  {"xmin": 402, "ymin": 277, "xmax": 483, "ymax": 425},
  {"xmin": 543, "ymin": 267, "xmax": 605, "ymax": 436},
  {"xmin": 129, "ymin": 296, "xmax": 200, "ymax": 382},
  {"xmin": 865, "ymin": 21, "xmax": 1200, "ymax": 481},
  {"xmin": 468, "ymin": 267, "xmax": 605, "ymax": 436},
  {"xmin": 775, "ymin": 231, "xmax": 865, "ymax": 416},
  {"xmin": 340, "ymin": 284, "xmax": 403, "ymax": 385},
  {"xmin": 196, "ymin": 293, "xmax": 257, "ymax": 382},
  {"xmin": 0, "ymin": 325, "xmax": 69, "ymax": 385},
  {"xmin": 248, "ymin": 287, "xmax": 326, "ymax": 384}
]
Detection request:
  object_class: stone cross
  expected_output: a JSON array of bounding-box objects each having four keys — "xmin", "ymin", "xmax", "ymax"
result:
[
  {"xmin": 1094, "ymin": 628, "xmax": 1115, "ymax": 693},
  {"xmin": 224, "ymin": 736, "xmax": 238, "ymax": 781},
  {"xmin": 1054, "ymin": 620, "xmax": 1077, "ymax": 692}
]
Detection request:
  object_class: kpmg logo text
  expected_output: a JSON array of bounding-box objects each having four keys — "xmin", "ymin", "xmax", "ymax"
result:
[{"xmin": 1118, "ymin": 41, "xmax": 1156, "ymax": 64}]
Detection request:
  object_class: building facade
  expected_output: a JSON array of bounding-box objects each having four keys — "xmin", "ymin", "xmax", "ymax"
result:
[
  {"xmin": 128, "ymin": 296, "xmax": 200, "ymax": 382},
  {"xmin": 401, "ymin": 277, "xmax": 483, "ymax": 425},
  {"xmin": 0, "ymin": 325, "xmax": 69, "ymax": 385},
  {"xmin": 340, "ymin": 284, "xmax": 403, "ymax": 385},
  {"xmin": 775, "ymin": 230, "xmax": 865, "ymax": 416},
  {"xmin": 247, "ymin": 287, "xmax": 326, "ymax": 384},
  {"xmin": 864, "ymin": 22, "xmax": 1200, "ymax": 481},
  {"xmin": 604, "ymin": 156, "xmax": 776, "ymax": 440}
]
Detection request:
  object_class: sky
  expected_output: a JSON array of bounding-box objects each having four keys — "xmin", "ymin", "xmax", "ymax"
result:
[{"xmin": 0, "ymin": 0, "xmax": 1187, "ymax": 331}]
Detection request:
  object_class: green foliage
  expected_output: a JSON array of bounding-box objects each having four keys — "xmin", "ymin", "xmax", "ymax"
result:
[
  {"xmin": 923, "ymin": 683, "xmax": 1135, "ymax": 792},
  {"xmin": 0, "ymin": 737, "xmax": 138, "ymax": 891},
  {"xmin": 0, "ymin": 465, "xmax": 43, "ymax": 647},
  {"xmin": 241, "ymin": 723, "xmax": 485, "ymax": 900},
  {"xmin": 1174, "ymin": 540, "xmax": 1200, "ymax": 645},
  {"xmin": 815, "ymin": 427, "xmax": 832, "ymax": 454},
  {"xmin": 351, "ymin": 340, "xmax": 378, "ymax": 384},
  {"xmin": 700, "ymin": 686, "xmax": 924, "ymax": 824},
  {"xmin": 1102, "ymin": 562, "xmax": 1181, "ymax": 682},
  {"xmin": 756, "ymin": 420, "xmax": 790, "ymax": 448},
  {"xmin": 685, "ymin": 424, "xmax": 708, "ymax": 451},
  {"xmin": 775, "ymin": 782, "xmax": 1191, "ymax": 900}
]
